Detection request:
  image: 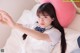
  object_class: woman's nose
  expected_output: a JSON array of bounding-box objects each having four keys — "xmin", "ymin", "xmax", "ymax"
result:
[{"xmin": 40, "ymin": 18, "xmax": 44, "ymax": 21}]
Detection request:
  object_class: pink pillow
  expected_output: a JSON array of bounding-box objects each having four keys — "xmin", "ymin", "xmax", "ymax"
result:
[{"xmin": 40, "ymin": 0, "xmax": 76, "ymax": 27}]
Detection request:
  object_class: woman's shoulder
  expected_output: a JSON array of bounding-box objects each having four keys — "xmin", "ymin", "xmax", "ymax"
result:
[
  {"xmin": 44, "ymin": 27, "xmax": 61, "ymax": 45},
  {"xmin": 45, "ymin": 27, "xmax": 61, "ymax": 34}
]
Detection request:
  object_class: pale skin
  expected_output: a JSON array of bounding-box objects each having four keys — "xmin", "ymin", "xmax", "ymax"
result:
[{"xmin": 0, "ymin": 10, "xmax": 54, "ymax": 42}]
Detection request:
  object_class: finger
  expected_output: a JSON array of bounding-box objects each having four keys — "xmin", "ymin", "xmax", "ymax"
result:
[
  {"xmin": 0, "ymin": 14, "xmax": 7, "ymax": 24},
  {"xmin": 0, "ymin": 11, "xmax": 12, "ymax": 21},
  {"xmin": 0, "ymin": 9, "xmax": 6, "ymax": 14},
  {"xmin": 0, "ymin": 12, "xmax": 9, "ymax": 21},
  {"xmin": 0, "ymin": 10, "xmax": 9, "ymax": 16},
  {"xmin": 0, "ymin": 14, "xmax": 7, "ymax": 23},
  {"xmin": 0, "ymin": 10, "xmax": 14, "ymax": 24},
  {"xmin": 0, "ymin": 20, "xmax": 7, "ymax": 24},
  {"xmin": 0, "ymin": 10, "xmax": 6, "ymax": 20},
  {"xmin": 2, "ymin": 17, "xmax": 7, "ymax": 22},
  {"xmin": 0, "ymin": 14, "xmax": 2, "ymax": 21}
]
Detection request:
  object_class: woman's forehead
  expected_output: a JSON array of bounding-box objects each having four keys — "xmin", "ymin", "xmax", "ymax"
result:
[{"xmin": 38, "ymin": 12, "xmax": 49, "ymax": 16}]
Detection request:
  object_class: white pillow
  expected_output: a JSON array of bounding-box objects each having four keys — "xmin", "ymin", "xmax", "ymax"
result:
[
  {"xmin": 3, "ymin": 2, "xmax": 41, "ymax": 52},
  {"xmin": 3, "ymin": 29, "xmax": 26, "ymax": 53},
  {"xmin": 17, "ymin": 10, "xmax": 37, "ymax": 26},
  {"xmin": 3, "ymin": 10, "xmax": 38, "ymax": 53},
  {"xmin": 65, "ymin": 28, "xmax": 80, "ymax": 53},
  {"xmin": 52, "ymin": 28, "xmax": 80, "ymax": 53},
  {"xmin": 31, "ymin": 3, "xmax": 41, "ymax": 18}
]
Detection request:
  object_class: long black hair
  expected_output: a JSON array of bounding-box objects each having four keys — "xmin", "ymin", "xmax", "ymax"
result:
[{"xmin": 37, "ymin": 3, "xmax": 67, "ymax": 53}]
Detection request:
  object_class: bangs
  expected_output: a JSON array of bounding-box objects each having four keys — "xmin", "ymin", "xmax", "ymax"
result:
[
  {"xmin": 37, "ymin": 9, "xmax": 50, "ymax": 17},
  {"xmin": 37, "ymin": 9, "xmax": 45, "ymax": 17}
]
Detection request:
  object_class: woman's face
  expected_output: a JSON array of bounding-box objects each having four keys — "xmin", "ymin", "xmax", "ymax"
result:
[{"xmin": 37, "ymin": 12, "xmax": 53, "ymax": 28}]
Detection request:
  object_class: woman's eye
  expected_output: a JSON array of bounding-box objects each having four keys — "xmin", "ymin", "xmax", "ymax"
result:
[
  {"xmin": 45, "ymin": 15, "xmax": 49, "ymax": 18},
  {"xmin": 45, "ymin": 16, "xmax": 47, "ymax": 18}
]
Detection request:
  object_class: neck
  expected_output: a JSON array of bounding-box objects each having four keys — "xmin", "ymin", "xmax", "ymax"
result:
[{"xmin": 39, "ymin": 25, "xmax": 53, "ymax": 30}]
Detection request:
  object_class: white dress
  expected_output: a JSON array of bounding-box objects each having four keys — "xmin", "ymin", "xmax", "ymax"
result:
[{"xmin": 24, "ymin": 23, "xmax": 61, "ymax": 53}]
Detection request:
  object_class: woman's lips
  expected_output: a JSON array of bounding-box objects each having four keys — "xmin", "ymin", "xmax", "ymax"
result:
[{"xmin": 40, "ymin": 23, "xmax": 44, "ymax": 25}]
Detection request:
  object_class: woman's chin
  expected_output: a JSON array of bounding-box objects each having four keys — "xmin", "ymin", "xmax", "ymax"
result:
[{"xmin": 39, "ymin": 25, "xmax": 46, "ymax": 28}]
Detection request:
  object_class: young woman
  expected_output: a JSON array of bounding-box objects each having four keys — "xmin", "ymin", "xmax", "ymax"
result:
[{"xmin": 0, "ymin": 3, "xmax": 66, "ymax": 53}]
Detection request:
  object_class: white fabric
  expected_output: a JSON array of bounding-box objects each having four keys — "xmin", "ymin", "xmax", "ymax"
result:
[
  {"xmin": 23, "ymin": 23, "xmax": 61, "ymax": 53},
  {"xmin": 44, "ymin": 28, "xmax": 61, "ymax": 45},
  {"xmin": 3, "ymin": 10, "xmax": 36, "ymax": 53},
  {"xmin": 4, "ymin": 25, "xmax": 80, "ymax": 53},
  {"xmin": 52, "ymin": 28, "xmax": 80, "ymax": 53},
  {"xmin": 17, "ymin": 10, "xmax": 37, "ymax": 26},
  {"xmin": 71, "ymin": 48, "xmax": 80, "ymax": 53},
  {"xmin": 3, "ymin": 29, "xmax": 25, "ymax": 53},
  {"xmin": 31, "ymin": 3, "xmax": 41, "ymax": 17}
]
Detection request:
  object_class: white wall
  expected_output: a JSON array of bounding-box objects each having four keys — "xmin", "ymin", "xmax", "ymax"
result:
[
  {"xmin": 0, "ymin": 0, "xmax": 36, "ymax": 48},
  {"xmin": 68, "ymin": 14, "xmax": 80, "ymax": 32}
]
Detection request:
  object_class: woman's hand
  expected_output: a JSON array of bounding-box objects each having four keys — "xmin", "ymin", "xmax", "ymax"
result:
[{"xmin": 0, "ymin": 10, "xmax": 15, "ymax": 28}]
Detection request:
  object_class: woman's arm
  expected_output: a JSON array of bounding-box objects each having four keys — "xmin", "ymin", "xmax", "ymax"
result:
[
  {"xmin": 14, "ymin": 23, "xmax": 51, "ymax": 41},
  {"xmin": 0, "ymin": 10, "xmax": 51, "ymax": 42}
]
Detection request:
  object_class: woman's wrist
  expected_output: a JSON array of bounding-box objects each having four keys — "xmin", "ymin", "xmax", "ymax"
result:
[
  {"xmin": 12, "ymin": 22, "xmax": 18, "ymax": 29},
  {"xmin": 12, "ymin": 23, "xmax": 22, "ymax": 29}
]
